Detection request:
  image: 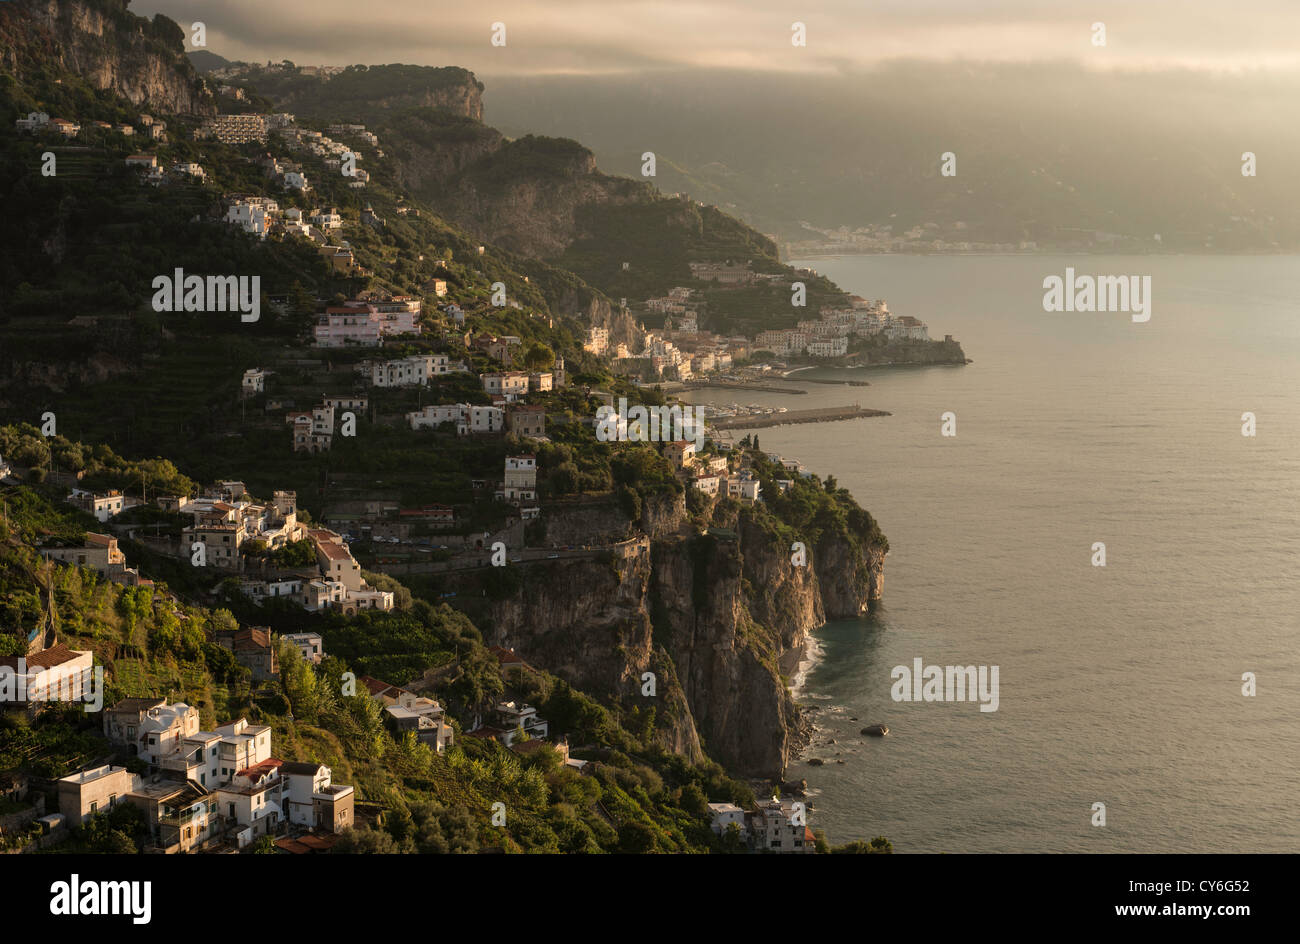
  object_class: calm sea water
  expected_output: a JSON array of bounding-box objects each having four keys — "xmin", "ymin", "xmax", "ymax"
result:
[{"xmin": 688, "ymin": 254, "xmax": 1300, "ymax": 853}]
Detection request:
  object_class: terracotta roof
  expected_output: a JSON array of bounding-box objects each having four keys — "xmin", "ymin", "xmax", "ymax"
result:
[
  {"xmin": 219, "ymin": 627, "xmax": 271, "ymax": 651},
  {"xmin": 488, "ymin": 646, "xmax": 523, "ymax": 665},
  {"xmin": 278, "ymin": 761, "xmax": 327, "ymax": 777},
  {"xmin": 274, "ymin": 834, "xmax": 339, "ymax": 854},
  {"xmin": 316, "ymin": 542, "xmax": 351, "ymax": 561},
  {"xmin": 358, "ymin": 675, "xmax": 393, "ymax": 697},
  {"xmin": 235, "ymin": 758, "xmax": 283, "ymax": 782},
  {"xmin": 0, "ymin": 644, "xmax": 88, "ymax": 671}
]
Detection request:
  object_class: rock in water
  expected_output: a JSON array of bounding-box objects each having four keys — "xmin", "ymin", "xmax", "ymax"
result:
[{"xmin": 861, "ymin": 724, "xmax": 889, "ymax": 737}]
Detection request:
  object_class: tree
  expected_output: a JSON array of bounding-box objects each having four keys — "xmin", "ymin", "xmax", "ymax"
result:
[
  {"xmin": 149, "ymin": 14, "xmax": 186, "ymax": 53},
  {"xmin": 832, "ymin": 835, "xmax": 893, "ymax": 854},
  {"xmin": 678, "ymin": 783, "xmax": 708, "ymax": 818},
  {"xmin": 617, "ymin": 821, "xmax": 658, "ymax": 854},
  {"xmin": 521, "ymin": 341, "xmax": 555, "ymax": 371}
]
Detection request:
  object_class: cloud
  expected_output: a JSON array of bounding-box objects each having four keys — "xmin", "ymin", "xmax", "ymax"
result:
[{"xmin": 136, "ymin": 0, "xmax": 1300, "ymax": 75}]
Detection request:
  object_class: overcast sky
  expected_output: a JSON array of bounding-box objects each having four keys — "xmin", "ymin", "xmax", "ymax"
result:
[{"xmin": 135, "ymin": 1, "xmax": 1300, "ymax": 76}]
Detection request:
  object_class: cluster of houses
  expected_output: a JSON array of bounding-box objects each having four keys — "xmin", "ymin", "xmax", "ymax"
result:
[
  {"xmin": 755, "ymin": 298, "xmax": 930, "ymax": 358},
  {"xmin": 56, "ymin": 700, "xmax": 354, "ymax": 852},
  {"xmin": 361, "ymin": 665, "xmax": 576, "ymax": 767},
  {"xmin": 360, "ymin": 675, "xmax": 455, "ymax": 753},
  {"xmin": 223, "ymin": 194, "xmax": 349, "ymax": 247},
  {"xmin": 201, "ymin": 500, "xmax": 400, "ymax": 613},
  {"xmin": 610, "ymin": 262, "xmax": 936, "ymax": 377},
  {"xmin": 281, "ymin": 122, "xmax": 381, "ymax": 182},
  {"xmin": 314, "ymin": 295, "xmax": 421, "ymax": 346},
  {"xmin": 40, "ymin": 531, "xmax": 149, "ymax": 588},
  {"xmin": 658, "ymin": 441, "xmax": 764, "ymax": 503},
  {"xmin": 284, "ymin": 395, "xmax": 370, "ymax": 453},
  {"xmin": 708, "ymin": 797, "xmax": 818, "ymax": 853},
  {"xmin": 39, "ymin": 478, "xmax": 395, "ymax": 617},
  {"xmin": 15, "ymin": 111, "xmax": 166, "ymax": 141},
  {"xmin": 123, "ymin": 153, "xmax": 206, "ymax": 186}
]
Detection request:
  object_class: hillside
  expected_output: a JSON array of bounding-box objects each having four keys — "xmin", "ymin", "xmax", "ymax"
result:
[
  {"xmin": 0, "ymin": 0, "xmax": 214, "ymax": 116},
  {"xmin": 227, "ymin": 61, "xmax": 944, "ymax": 337},
  {"xmin": 221, "ymin": 63, "xmax": 485, "ymax": 123},
  {"xmin": 0, "ymin": 1, "xmax": 902, "ymax": 854},
  {"xmin": 0, "ymin": 471, "xmax": 763, "ymax": 854}
]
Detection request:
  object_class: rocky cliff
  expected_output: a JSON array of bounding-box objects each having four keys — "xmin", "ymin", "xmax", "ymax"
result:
[
  {"xmin": 447, "ymin": 493, "xmax": 885, "ymax": 779},
  {"xmin": 379, "ymin": 125, "xmax": 655, "ymax": 258},
  {"xmin": 1, "ymin": 0, "xmax": 216, "ymax": 116},
  {"xmin": 256, "ymin": 64, "xmax": 485, "ymax": 123}
]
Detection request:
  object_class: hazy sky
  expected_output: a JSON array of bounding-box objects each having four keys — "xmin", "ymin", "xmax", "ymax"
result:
[{"xmin": 136, "ymin": 1, "xmax": 1300, "ymax": 75}]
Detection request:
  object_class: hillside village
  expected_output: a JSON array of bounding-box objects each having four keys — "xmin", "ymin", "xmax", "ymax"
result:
[{"xmin": 0, "ymin": 13, "xmax": 906, "ymax": 855}]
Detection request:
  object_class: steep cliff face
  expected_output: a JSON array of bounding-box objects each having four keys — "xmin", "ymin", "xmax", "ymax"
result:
[
  {"xmin": 381, "ymin": 112, "xmax": 504, "ymax": 193},
  {"xmin": 376, "ymin": 119, "xmax": 655, "ymax": 258},
  {"xmin": 1, "ymin": 0, "xmax": 216, "ymax": 116},
  {"xmin": 436, "ymin": 151, "xmax": 652, "ymax": 258},
  {"xmin": 852, "ymin": 337, "xmax": 968, "ymax": 366},
  {"xmin": 450, "ymin": 495, "xmax": 884, "ymax": 779},
  {"xmin": 466, "ymin": 538, "xmax": 706, "ymax": 764},
  {"xmin": 647, "ymin": 530, "xmax": 814, "ymax": 777},
  {"xmin": 256, "ymin": 64, "xmax": 485, "ymax": 123},
  {"xmin": 816, "ymin": 532, "xmax": 886, "ymax": 616}
]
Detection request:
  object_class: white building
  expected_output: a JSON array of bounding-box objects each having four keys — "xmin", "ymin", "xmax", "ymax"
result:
[
  {"xmin": 15, "ymin": 111, "xmax": 50, "ymax": 132},
  {"xmin": 214, "ymin": 759, "xmax": 283, "ymax": 846},
  {"xmin": 68, "ymin": 489, "xmax": 125, "ymax": 522},
  {"xmin": 58, "ymin": 765, "xmax": 140, "ymax": 825},
  {"xmin": 225, "ymin": 202, "xmax": 269, "ymax": 239},
  {"xmin": 807, "ymin": 336, "xmax": 849, "ymax": 358},
  {"xmin": 279, "ymin": 761, "xmax": 353, "ymax": 830},
  {"xmin": 369, "ymin": 354, "xmax": 457, "ymax": 387},
  {"xmin": 708, "ymin": 802, "xmax": 747, "ymax": 838},
  {"xmin": 493, "ymin": 701, "xmax": 548, "ymax": 746},
  {"xmin": 242, "ymin": 368, "xmax": 269, "ymax": 396},
  {"xmin": 503, "ymin": 455, "xmax": 537, "ymax": 502},
  {"xmin": 282, "ymin": 632, "xmax": 324, "ymax": 664},
  {"xmin": 481, "ymin": 372, "xmax": 530, "ymax": 402}
]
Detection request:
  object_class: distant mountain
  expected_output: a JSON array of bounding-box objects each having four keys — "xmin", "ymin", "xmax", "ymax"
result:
[
  {"xmin": 224, "ymin": 62, "xmax": 485, "ymax": 122},
  {"xmin": 187, "ymin": 49, "xmax": 233, "ymax": 73},
  {"xmin": 484, "ymin": 64, "xmax": 1300, "ymax": 252},
  {"xmin": 236, "ymin": 65, "xmax": 844, "ymax": 333}
]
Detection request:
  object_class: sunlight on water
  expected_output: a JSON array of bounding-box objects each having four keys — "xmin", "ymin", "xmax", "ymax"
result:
[{"xmin": 688, "ymin": 254, "xmax": 1300, "ymax": 852}]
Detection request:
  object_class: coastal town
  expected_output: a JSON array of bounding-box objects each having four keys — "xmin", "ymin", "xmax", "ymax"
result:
[{"xmin": 1, "ymin": 25, "xmax": 914, "ymax": 857}]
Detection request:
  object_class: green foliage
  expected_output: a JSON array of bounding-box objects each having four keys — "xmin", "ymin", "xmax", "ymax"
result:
[{"xmin": 832, "ymin": 836, "xmax": 894, "ymax": 854}]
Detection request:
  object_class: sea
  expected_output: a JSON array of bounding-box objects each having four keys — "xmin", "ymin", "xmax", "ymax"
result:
[{"xmin": 683, "ymin": 254, "xmax": 1300, "ymax": 853}]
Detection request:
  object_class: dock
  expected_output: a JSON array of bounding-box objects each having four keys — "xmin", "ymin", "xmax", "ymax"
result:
[
  {"xmin": 709, "ymin": 404, "xmax": 890, "ymax": 430},
  {"xmin": 678, "ymin": 379, "xmax": 806, "ymax": 395}
]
